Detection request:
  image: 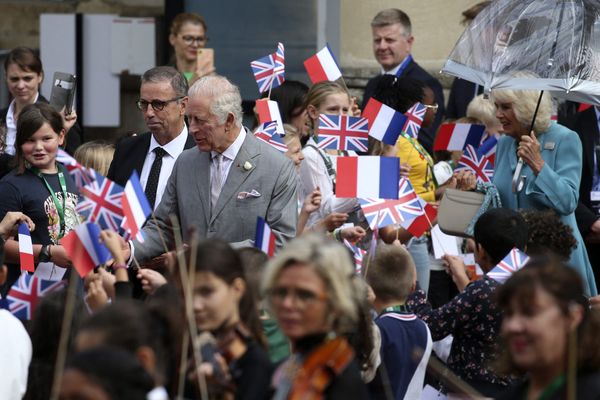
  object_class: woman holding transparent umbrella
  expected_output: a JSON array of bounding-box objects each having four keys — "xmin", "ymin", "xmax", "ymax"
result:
[{"xmin": 454, "ymin": 82, "xmax": 597, "ymax": 296}]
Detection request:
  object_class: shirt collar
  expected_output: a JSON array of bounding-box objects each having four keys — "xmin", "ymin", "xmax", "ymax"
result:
[
  {"xmin": 6, "ymin": 93, "xmax": 40, "ymax": 127},
  {"xmin": 211, "ymin": 126, "xmax": 246, "ymax": 161},
  {"xmin": 148, "ymin": 124, "xmax": 189, "ymax": 157},
  {"xmin": 381, "ymin": 54, "xmax": 411, "ymax": 76}
]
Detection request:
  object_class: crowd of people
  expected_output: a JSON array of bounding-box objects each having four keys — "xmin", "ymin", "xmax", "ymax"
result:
[{"xmin": 1, "ymin": 3, "xmax": 600, "ymax": 400}]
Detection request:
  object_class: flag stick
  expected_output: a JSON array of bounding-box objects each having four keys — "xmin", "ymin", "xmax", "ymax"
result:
[
  {"xmin": 49, "ymin": 269, "xmax": 79, "ymax": 400},
  {"xmin": 177, "ymin": 329, "xmax": 190, "ymax": 398},
  {"xmin": 169, "ymin": 214, "xmax": 209, "ymax": 400},
  {"xmin": 267, "ymin": 70, "xmax": 276, "ymax": 100}
]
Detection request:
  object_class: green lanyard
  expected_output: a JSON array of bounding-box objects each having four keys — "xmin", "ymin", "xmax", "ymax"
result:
[
  {"xmin": 31, "ymin": 164, "xmax": 68, "ymax": 239},
  {"xmin": 534, "ymin": 374, "xmax": 565, "ymax": 400},
  {"xmin": 381, "ymin": 304, "xmax": 410, "ymax": 315}
]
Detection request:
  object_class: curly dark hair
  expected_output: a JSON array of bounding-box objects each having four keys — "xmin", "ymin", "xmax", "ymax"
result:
[{"xmin": 520, "ymin": 209, "xmax": 577, "ymax": 261}]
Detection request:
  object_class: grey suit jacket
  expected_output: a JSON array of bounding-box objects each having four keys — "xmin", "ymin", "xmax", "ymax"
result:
[{"xmin": 133, "ymin": 130, "xmax": 298, "ymax": 261}]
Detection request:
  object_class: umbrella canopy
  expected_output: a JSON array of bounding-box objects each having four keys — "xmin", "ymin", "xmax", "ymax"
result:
[{"xmin": 442, "ymin": 0, "xmax": 600, "ymax": 105}]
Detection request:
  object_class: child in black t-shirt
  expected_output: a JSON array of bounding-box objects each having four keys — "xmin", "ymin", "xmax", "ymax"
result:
[{"xmin": 0, "ymin": 103, "xmax": 78, "ymax": 291}]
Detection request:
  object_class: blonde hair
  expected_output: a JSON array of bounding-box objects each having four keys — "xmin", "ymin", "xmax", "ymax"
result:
[
  {"xmin": 366, "ymin": 244, "xmax": 416, "ymax": 302},
  {"xmin": 261, "ymin": 234, "xmax": 363, "ymax": 334},
  {"xmin": 282, "ymin": 124, "xmax": 300, "ymax": 146},
  {"xmin": 304, "ymin": 81, "xmax": 350, "ymax": 133},
  {"xmin": 490, "ymin": 72, "xmax": 553, "ymax": 134},
  {"xmin": 74, "ymin": 141, "xmax": 115, "ymax": 176},
  {"xmin": 467, "ymin": 94, "xmax": 501, "ymax": 128}
]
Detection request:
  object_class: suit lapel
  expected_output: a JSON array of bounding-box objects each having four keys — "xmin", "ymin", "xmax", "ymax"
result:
[
  {"xmin": 194, "ymin": 150, "xmax": 212, "ymax": 226},
  {"xmin": 210, "ymin": 132, "xmax": 260, "ymax": 224},
  {"xmin": 133, "ymin": 133, "xmax": 152, "ymax": 174}
]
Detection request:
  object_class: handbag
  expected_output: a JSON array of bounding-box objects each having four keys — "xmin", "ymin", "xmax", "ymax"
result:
[{"xmin": 438, "ymin": 188, "xmax": 485, "ymax": 238}]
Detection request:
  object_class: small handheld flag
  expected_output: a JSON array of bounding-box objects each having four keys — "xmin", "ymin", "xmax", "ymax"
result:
[
  {"xmin": 56, "ymin": 149, "xmax": 96, "ymax": 190},
  {"xmin": 343, "ymin": 239, "xmax": 366, "ymax": 274},
  {"xmin": 18, "ymin": 223, "xmax": 34, "ymax": 272},
  {"xmin": 476, "ymin": 135, "xmax": 498, "ymax": 166},
  {"xmin": 363, "ymin": 98, "xmax": 407, "ymax": 145},
  {"xmin": 400, "ymin": 198, "xmax": 438, "ymax": 238},
  {"xmin": 77, "ymin": 171, "xmax": 125, "ymax": 232},
  {"xmin": 6, "ymin": 272, "xmax": 66, "ymax": 320},
  {"xmin": 250, "ymin": 42, "xmax": 285, "ymax": 93},
  {"xmin": 335, "ymin": 156, "xmax": 400, "ymax": 199},
  {"xmin": 433, "ymin": 123, "xmax": 486, "ymax": 151},
  {"xmin": 121, "ymin": 172, "xmax": 152, "ymax": 242},
  {"xmin": 487, "ymin": 248, "xmax": 530, "ymax": 284},
  {"xmin": 255, "ymin": 98, "xmax": 284, "ymax": 135},
  {"xmin": 303, "ymin": 44, "xmax": 343, "ymax": 83},
  {"xmin": 60, "ymin": 222, "xmax": 111, "ymax": 278},
  {"xmin": 255, "ymin": 217, "xmax": 276, "ymax": 257},
  {"xmin": 455, "ymin": 145, "xmax": 494, "ymax": 183},
  {"xmin": 359, "ymin": 178, "xmax": 424, "ymax": 230},
  {"xmin": 317, "ymin": 114, "xmax": 369, "ymax": 152},
  {"xmin": 402, "ymin": 102, "xmax": 427, "ymax": 139},
  {"xmin": 255, "ymin": 121, "xmax": 288, "ymax": 152}
]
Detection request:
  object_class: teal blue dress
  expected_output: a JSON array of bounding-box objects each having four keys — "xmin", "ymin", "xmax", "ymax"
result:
[{"xmin": 493, "ymin": 122, "xmax": 597, "ymax": 296}]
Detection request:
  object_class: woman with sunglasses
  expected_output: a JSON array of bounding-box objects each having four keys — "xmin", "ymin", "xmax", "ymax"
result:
[
  {"xmin": 168, "ymin": 13, "xmax": 214, "ymax": 83},
  {"xmin": 262, "ymin": 234, "xmax": 369, "ymax": 399}
]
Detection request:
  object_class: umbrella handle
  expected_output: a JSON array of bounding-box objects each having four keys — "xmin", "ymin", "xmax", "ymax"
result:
[{"xmin": 512, "ymin": 157, "xmax": 526, "ymax": 193}]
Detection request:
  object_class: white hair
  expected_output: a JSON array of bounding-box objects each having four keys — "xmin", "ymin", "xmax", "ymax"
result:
[{"xmin": 188, "ymin": 75, "xmax": 243, "ymax": 126}]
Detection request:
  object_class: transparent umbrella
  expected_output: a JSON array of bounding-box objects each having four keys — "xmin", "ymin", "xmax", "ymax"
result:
[{"xmin": 442, "ymin": 0, "xmax": 600, "ymax": 192}]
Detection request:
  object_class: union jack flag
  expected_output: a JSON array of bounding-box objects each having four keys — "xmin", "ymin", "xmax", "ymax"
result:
[
  {"xmin": 56, "ymin": 149, "xmax": 96, "ymax": 190},
  {"xmin": 455, "ymin": 145, "xmax": 494, "ymax": 183},
  {"xmin": 250, "ymin": 42, "xmax": 285, "ymax": 93},
  {"xmin": 359, "ymin": 178, "xmax": 424, "ymax": 230},
  {"xmin": 254, "ymin": 121, "xmax": 288, "ymax": 152},
  {"xmin": 6, "ymin": 272, "xmax": 66, "ymax": 320},
  {"xmin": 477, "ymin": 135, "xmax": 498, "ymax": 166},
  {"xmin": 317, "ymin": 114, "xmax": 369, "ymax": 152},
  {"xmin": 487, "ymin": 248, "xmax": 530, "ymax": 284},
  {"xmin": 77, "ymin": 171, "xmax": 125, "ymax": 232},
  {"xmin": 402, "ymin": 102, "xmax": 426, "ymax": 139},
  {"xmin": 343, "ymin": 239, "xmax": 366, "ymax": 274},
  {"xmin": 400, "ymin": 197, "xmax": 437, "ymax": 238}
]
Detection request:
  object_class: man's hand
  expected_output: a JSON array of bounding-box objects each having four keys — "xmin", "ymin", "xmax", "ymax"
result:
[
  {"xmin": 137, "ymin": 268, "xmax": 168, "ymax": 295},
  {"xmin": 0, "ymin": 212, "xmax": 34, "ymax": 240},
  {"xmin": 340, "ymin": 226, "xmax": 366, "ymax": 243},
  {"xmin": 322, "ymin": 212, "xmax": 349, "ymax": 232}
]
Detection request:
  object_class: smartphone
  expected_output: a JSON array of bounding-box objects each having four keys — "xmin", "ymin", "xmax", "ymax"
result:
[
  {"xmin": 49, "ymin": 72, "xmax": 76, "ymax": 115},
  {"xmin": 197, "ymin": 48, "xmax": 215, "ymax": 74}
]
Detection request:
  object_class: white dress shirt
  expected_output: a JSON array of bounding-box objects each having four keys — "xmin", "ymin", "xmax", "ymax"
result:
[
  {"xmin": 210, "ymin": 126, "xmax": 246, "ymax": 193},
  {"xmin": 4, "ymin": 93, "xmax": 39, "ymax": 155},
  {"xmin": 299, "ymin": 137, "xmax": 358, "ymax": 227},
  {"xmin": 140, "ymin": 124, "xmax": 189, "ymax": 210}
]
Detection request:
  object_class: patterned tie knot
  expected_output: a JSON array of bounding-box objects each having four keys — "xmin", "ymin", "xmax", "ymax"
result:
[{"xmin": 154, "ymin": 147, "xmax": 167, "ymax": 158}]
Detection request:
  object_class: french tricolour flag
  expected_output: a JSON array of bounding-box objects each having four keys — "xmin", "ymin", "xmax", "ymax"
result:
[
  {"xmin": 18, "ymin": 223, "xmax": 34, "ymax": 272},
  {"xmin": 363, "ymin": 98, "xmax": 407, "ymax": 145},
  {"xmin": 121, "ymin": 172, "xmax": 152, "ymax": 242},
  {"xmin": 433, "ymin": 123, "xmax": 486, "ymax": 151},
  {"xmin": 303, "ymin": 44, "xmax": 343, "ymax": 84},
  {"xmin": 336, "ymin": 156, "xmax": 400, "ymax": 199},
  {"xmin": 255, "ymin": 217, "xmax": 276, "ymax": 257},
  {"xmin": 60, "ymin": 222, "xmax": 111, "ymax": 278},
  {"xmin": 255, "ymin": 98, "xmax": 284, "ymax": 135}
]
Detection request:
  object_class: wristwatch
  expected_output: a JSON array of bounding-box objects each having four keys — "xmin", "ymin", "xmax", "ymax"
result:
[{"xmin": 39, "ymin": 245, "xmax": 51, "ymax": 263}]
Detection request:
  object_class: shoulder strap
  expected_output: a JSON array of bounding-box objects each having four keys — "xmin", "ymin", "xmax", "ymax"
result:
[{"xmin": 305, "ymin": 144, "xmax": 337, "ymax": 191}]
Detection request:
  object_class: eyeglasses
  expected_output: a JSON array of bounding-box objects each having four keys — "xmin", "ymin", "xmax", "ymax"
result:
[
  {"xmin": 267, "ymin": 286, "xmax": 328, "ymax": 308},
  {"xmin": 181, "ymin": 35, "xmax": 207, "ymax": 45},
  {"xmin": 423, "ymin": 103, "xmax": 439, "ymax": 112},
  {"xmin": 136, "ymin": 97, "xmax": 183, "ymax": 112}
]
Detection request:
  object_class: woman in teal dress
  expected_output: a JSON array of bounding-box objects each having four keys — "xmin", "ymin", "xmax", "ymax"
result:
[
  {"xmin": 455, "ymin": 84, "xmax": 596, "ymax": 295},
  {"xmin": 490, "ymin": 87, "xmax": 597, "ymax": 295}
]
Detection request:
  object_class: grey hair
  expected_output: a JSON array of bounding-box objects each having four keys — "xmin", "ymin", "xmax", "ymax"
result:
[
  {"xmin": 371, "ymin": 8, "xmax": 412, "ymax": 35},
  {"xmin": 141, "ymin": 66, "xmax": 188, "ymax": 98},
  {"xmin": 261, "ymin": 234, "xmax": 363, "ymax": 335},
  {"xmin": 188, "ymin": 75, "xmax": 243, "ymax": 126}
]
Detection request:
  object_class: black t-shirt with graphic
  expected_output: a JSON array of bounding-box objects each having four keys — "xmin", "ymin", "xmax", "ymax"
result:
[{"xmin": 0, "ymin": 168, "xmax": 79, "ymax": 245}]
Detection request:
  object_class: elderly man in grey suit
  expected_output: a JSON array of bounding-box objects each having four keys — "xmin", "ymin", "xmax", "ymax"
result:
[{"xmin": 124, "ymin": 75, "xmax": 297, "ymax": 262}]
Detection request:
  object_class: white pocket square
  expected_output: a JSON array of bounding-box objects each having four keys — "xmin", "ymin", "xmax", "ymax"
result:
[{"xmin": 237, "ymin": 189, "xmax": 261, "ymax": 199}]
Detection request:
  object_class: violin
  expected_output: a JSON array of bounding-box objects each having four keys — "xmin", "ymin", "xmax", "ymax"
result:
[{"xmin": 288, "ymin": 336, "xmax": 354, "ymax": 400}]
